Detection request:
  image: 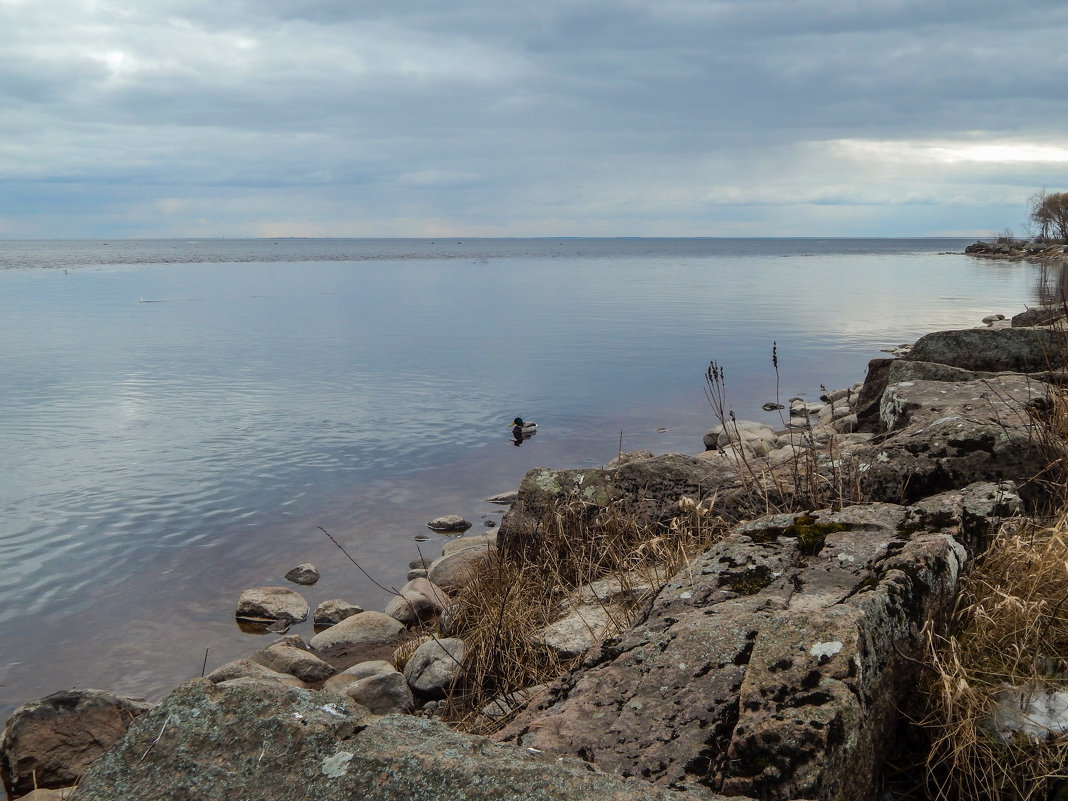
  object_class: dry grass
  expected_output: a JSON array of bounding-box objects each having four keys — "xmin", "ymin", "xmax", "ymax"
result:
[
  {"xmin": 704, "ymin": 357, "xmax": 868, "ymax": 517},
  {"xmin": 438, "ymin": 497, "xmax": 726, "ymax": 730},
  {"xmin": 921, "ymin": 516, "xmax": 1068, "ymax": 801}
]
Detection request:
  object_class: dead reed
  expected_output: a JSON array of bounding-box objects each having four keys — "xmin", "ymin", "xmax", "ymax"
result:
[
  {"xmin": 920, "ymin": 517, "xmax": 1068, "ymax": 801},
  {"xmin": 439, "ymin": 496, "xmax": 726, "ymax": 730}
]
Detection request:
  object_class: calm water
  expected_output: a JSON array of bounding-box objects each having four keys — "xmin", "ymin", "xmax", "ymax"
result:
[{"xmin": 0, "ymin": 238, "xmax": 1049, "ymax": 726}]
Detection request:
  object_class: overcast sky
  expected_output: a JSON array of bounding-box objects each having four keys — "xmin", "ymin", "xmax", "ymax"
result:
[{"xmin": 2, "ymin": 0, "xmax": 1067, "ymax": 238}]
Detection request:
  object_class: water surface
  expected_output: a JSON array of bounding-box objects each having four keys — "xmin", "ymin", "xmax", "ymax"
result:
[{"xmin": 0, "ymin": 237, "xmax": 1046, "ymax": 726}]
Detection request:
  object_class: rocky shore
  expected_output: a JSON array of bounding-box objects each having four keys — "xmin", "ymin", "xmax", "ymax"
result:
[{"xmin": 3, "ymin": 294, "xmax": 1068, "ymax": 800}]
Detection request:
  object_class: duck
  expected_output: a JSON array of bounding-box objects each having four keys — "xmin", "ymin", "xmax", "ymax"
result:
[{"xmin": 511, "ymin": 417, "xmax": 537, "ymax": 438}]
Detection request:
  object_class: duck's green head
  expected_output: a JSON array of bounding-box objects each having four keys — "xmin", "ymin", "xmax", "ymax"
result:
[{"xmin": 511, "ymin": 417, "xmax": 525, "ymax": 427}]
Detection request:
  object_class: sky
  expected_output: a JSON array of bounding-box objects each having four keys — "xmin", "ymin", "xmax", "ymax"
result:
[{"xmin": 2, "ymin": 0, "xmax": 1068, "ymax": 239}]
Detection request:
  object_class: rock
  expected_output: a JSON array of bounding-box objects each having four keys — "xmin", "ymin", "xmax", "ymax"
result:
[
  {"xmin": 532, "ymin": 605, "xmax": 613, "ymax": 658},
  {"xmin": 18, "ymin": 789, "xmax": 77, "ymax": 800},
  {"xmin": 71, "ymin": 680, "xmax": 722, "ymax": 801},
  {"xmin": 236, "ymin": 586, "xmax": 309, "ymax": 626},
  {"xmin": 0, "ymin": 689, "xmax": 152, "ymax": 796},
  {"xmin": 1011, "ymin": 306, "xmax": 1066, "ymax": 327},
  {"xmin": 322, "ymin": 661, "xmax": 399, "ymax": 695},
  {"xmin": 252, "ymin": 643, "xmax": 336, "ymax": 684},
  {"xmin": 441, "ymin": 531, "xmax": 497, "ymax": 557},
  {"xmin": 384, "ymin": 590, "xmax": 440, "ymax": 627},
  {"xmin": 309, "ymin": 611, "xmax": 405, "ymax": 658},
  {"xmin": 204, "ymin": 658, "xmax": 307, "ymax": 688},
  {"xmin": 406, "ymin": 568, "xmax": 429, "ymax": 580},
  {"xmin": 312, "ymin": 599, "xmax": 362, "ymax": 627},
  {"xmin": 904, "ymin": 326, "xmax": 1068, "ymax": 373},
  {"xmin": 498, "ymin": 502, "xmax": 971, "ymax": 801},
  {"xmin": 427, "ymin": 514, "xmax": 472, "ymax": 532},
  {"xmin": 343, "ymin": 671, "xmax": 414, "ymax": 715},
  {"xmin": 409, "ymin": 557, "xmax": 433, "ymax": 570},
  {"xmin": 485, "ymin": 490, "xmax": 519, "ymax": 505},
  {"xmin": 859, "ymin": 376, "xmax": 1053, "ymax": 505},
  {"xmin": 283, "ymin": 563, "xmax": 320, "ymax": 585},
  {"xmin": 479, "ymin": 685, "xmax": 547, "ymax": 724},
  {"xmin": 498, "ymin": 454, "xmax": 740, "ymax": 562},
  {"xmin": 403, "ymin": 637, "xmax": 467, "ymax": 699},
  {"xmin": 981, "ymin": 313, "xmax": 1006, "ymax": 325},
  {"xmin": 854, "ymin": 357, "xmax": 894, "ymax": 432},
  {"xmin": 427, "ymin": 544, "xmax": 499, "ymax": 592},
  {"xmin": 707, "ymin": 420, "xmax": 778, "ymax": 453}
]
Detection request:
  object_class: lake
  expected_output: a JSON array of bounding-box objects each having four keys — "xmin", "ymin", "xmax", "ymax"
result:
[{"xmin": 0, "ymin": 237, "xmax": 1050, "ymax": 725}]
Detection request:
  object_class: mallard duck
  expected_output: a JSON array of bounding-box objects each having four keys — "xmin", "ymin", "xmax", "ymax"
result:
[{"xmin": 511, "ymin": 417, "xmax": 537, "ymax": 438}]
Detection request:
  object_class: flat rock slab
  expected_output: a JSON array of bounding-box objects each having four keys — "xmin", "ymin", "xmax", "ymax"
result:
[
  {"xmin": 860, "ymin": 375, "xmax": 1051, "ymax": 505},
  {"xmin": 498, "ymin": 501, "xmax": 970, "ymax": 801},
  {"xmin": 71, "ymin": 680, "xmax": 738, "ymax": 801}
]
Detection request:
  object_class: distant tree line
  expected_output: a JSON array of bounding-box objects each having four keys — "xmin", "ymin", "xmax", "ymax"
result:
[{"xmin": 1029, "ymin": 190, "xmax": 1068, "ymax": 241}]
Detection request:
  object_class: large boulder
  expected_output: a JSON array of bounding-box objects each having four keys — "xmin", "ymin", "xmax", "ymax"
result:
[
  {"xmin": 498, "ymin": 498, "xmax": 989, "ymax": 801},
  {"xmin": 1, "ymin": 689, "xmax": 152, "ymax": 796},
  {"xmin": 859, "ymin": 375, "xmax": 1054, "ymax": 506},
  {"xmin": 309, "ymin": 611, "xmax": 405, "ymax": 661},
  {"xmin": 70, "ymin": 680, "xmax": 723, "ymax": 801},
  {"xmin": 903, "ymin": 326, "xmax": 1068, "ymax": 373},
  {"xmin": 497, "ymin": 454, "xmax": 741, "ymax": 561}
]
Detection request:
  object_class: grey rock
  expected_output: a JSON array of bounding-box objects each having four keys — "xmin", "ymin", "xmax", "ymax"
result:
[
  {"xmin": 322, "ymin": 661, "xmax": 399, "ymax": 695},
  {"xmin": 860, "ymin": 376, "xmax": 1053, "ymax": 505},
  {"xmin": 441, "ymin": 531, "xmax": 498, "ymax": 557},
  {"xmin": 428, "ymin": 544, "xmax": 499, "ymax": 592},
  {"xmin": 532, "ymin": 606, "xmax": 613, "ymax": 658},
  {"xmin": 309, "ymin": 611, "xmax": 405, "ymax": 657},
  {"xmin": 497, "ymin": 454, "xmax": 741, "ymax": 562},
  {"xmin": 427, "ymin": 514, "xmax": 473, "ymax": 532},
  {"xmin": 236, "ymin": 586, "xmax": 309, "ymax": 625},
  {"xmin": 0, "ymin": 689, "xmax": 152, "ymax": 796},
  {"xmin": 485, "ymin": 490, "xmax": 519, "ymax": 505},
  {"xmin": 384, "ymin": 589, "xmax": 440, "ymax": 627},
  {"xmin": 498, "ymin": 502, "xmax": 971, "ymax": 801},
  {"xmin": 904, "ymin": 326, "xmax": 1068, "ymax": 373},
  {"xmin": 71, "ymin": 680, "xmax": 726, "ymax": 801},
  {"xmin": 1011, "ymin": 306, "xmax": 1066, "ymax": 327},
  {"xmin": 312, "ymin": 598, "xmax": 362, "ymax": 627},
  {"xmin": 343, "ymin": 671, "xmax": 414, "ymax": 715},
  {"xmin": 205, "ymin": 658, "xmax": 306, "ymax": 688},
  {"xmin": 252, "ymin": 644, "xmax": 335, "ymax": 684},
  {"xmin": 284, "ymin": 563, "xmax": 320, "ymax": 585},
  {"xmin": 403, "ymin": 637, "xmax": 467, "ymax": 699}
]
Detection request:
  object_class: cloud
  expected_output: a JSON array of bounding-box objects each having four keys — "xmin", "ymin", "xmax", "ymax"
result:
[{"xmin": 1, "ymin": 0, "xmax": 1067, "ymax": 236}]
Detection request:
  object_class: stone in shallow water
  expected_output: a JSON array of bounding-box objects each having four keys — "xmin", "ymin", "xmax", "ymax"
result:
[
  {"xmin": 284, "ymin": 563, "xmax": 320, "ymax": 586},
  {"xmin": 236, "ymin": 586, "xmax": 309, "ymax": 625},
  {"xmin": 426, "ymin": 514, "xmax": 472, "ymax": 532}
]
